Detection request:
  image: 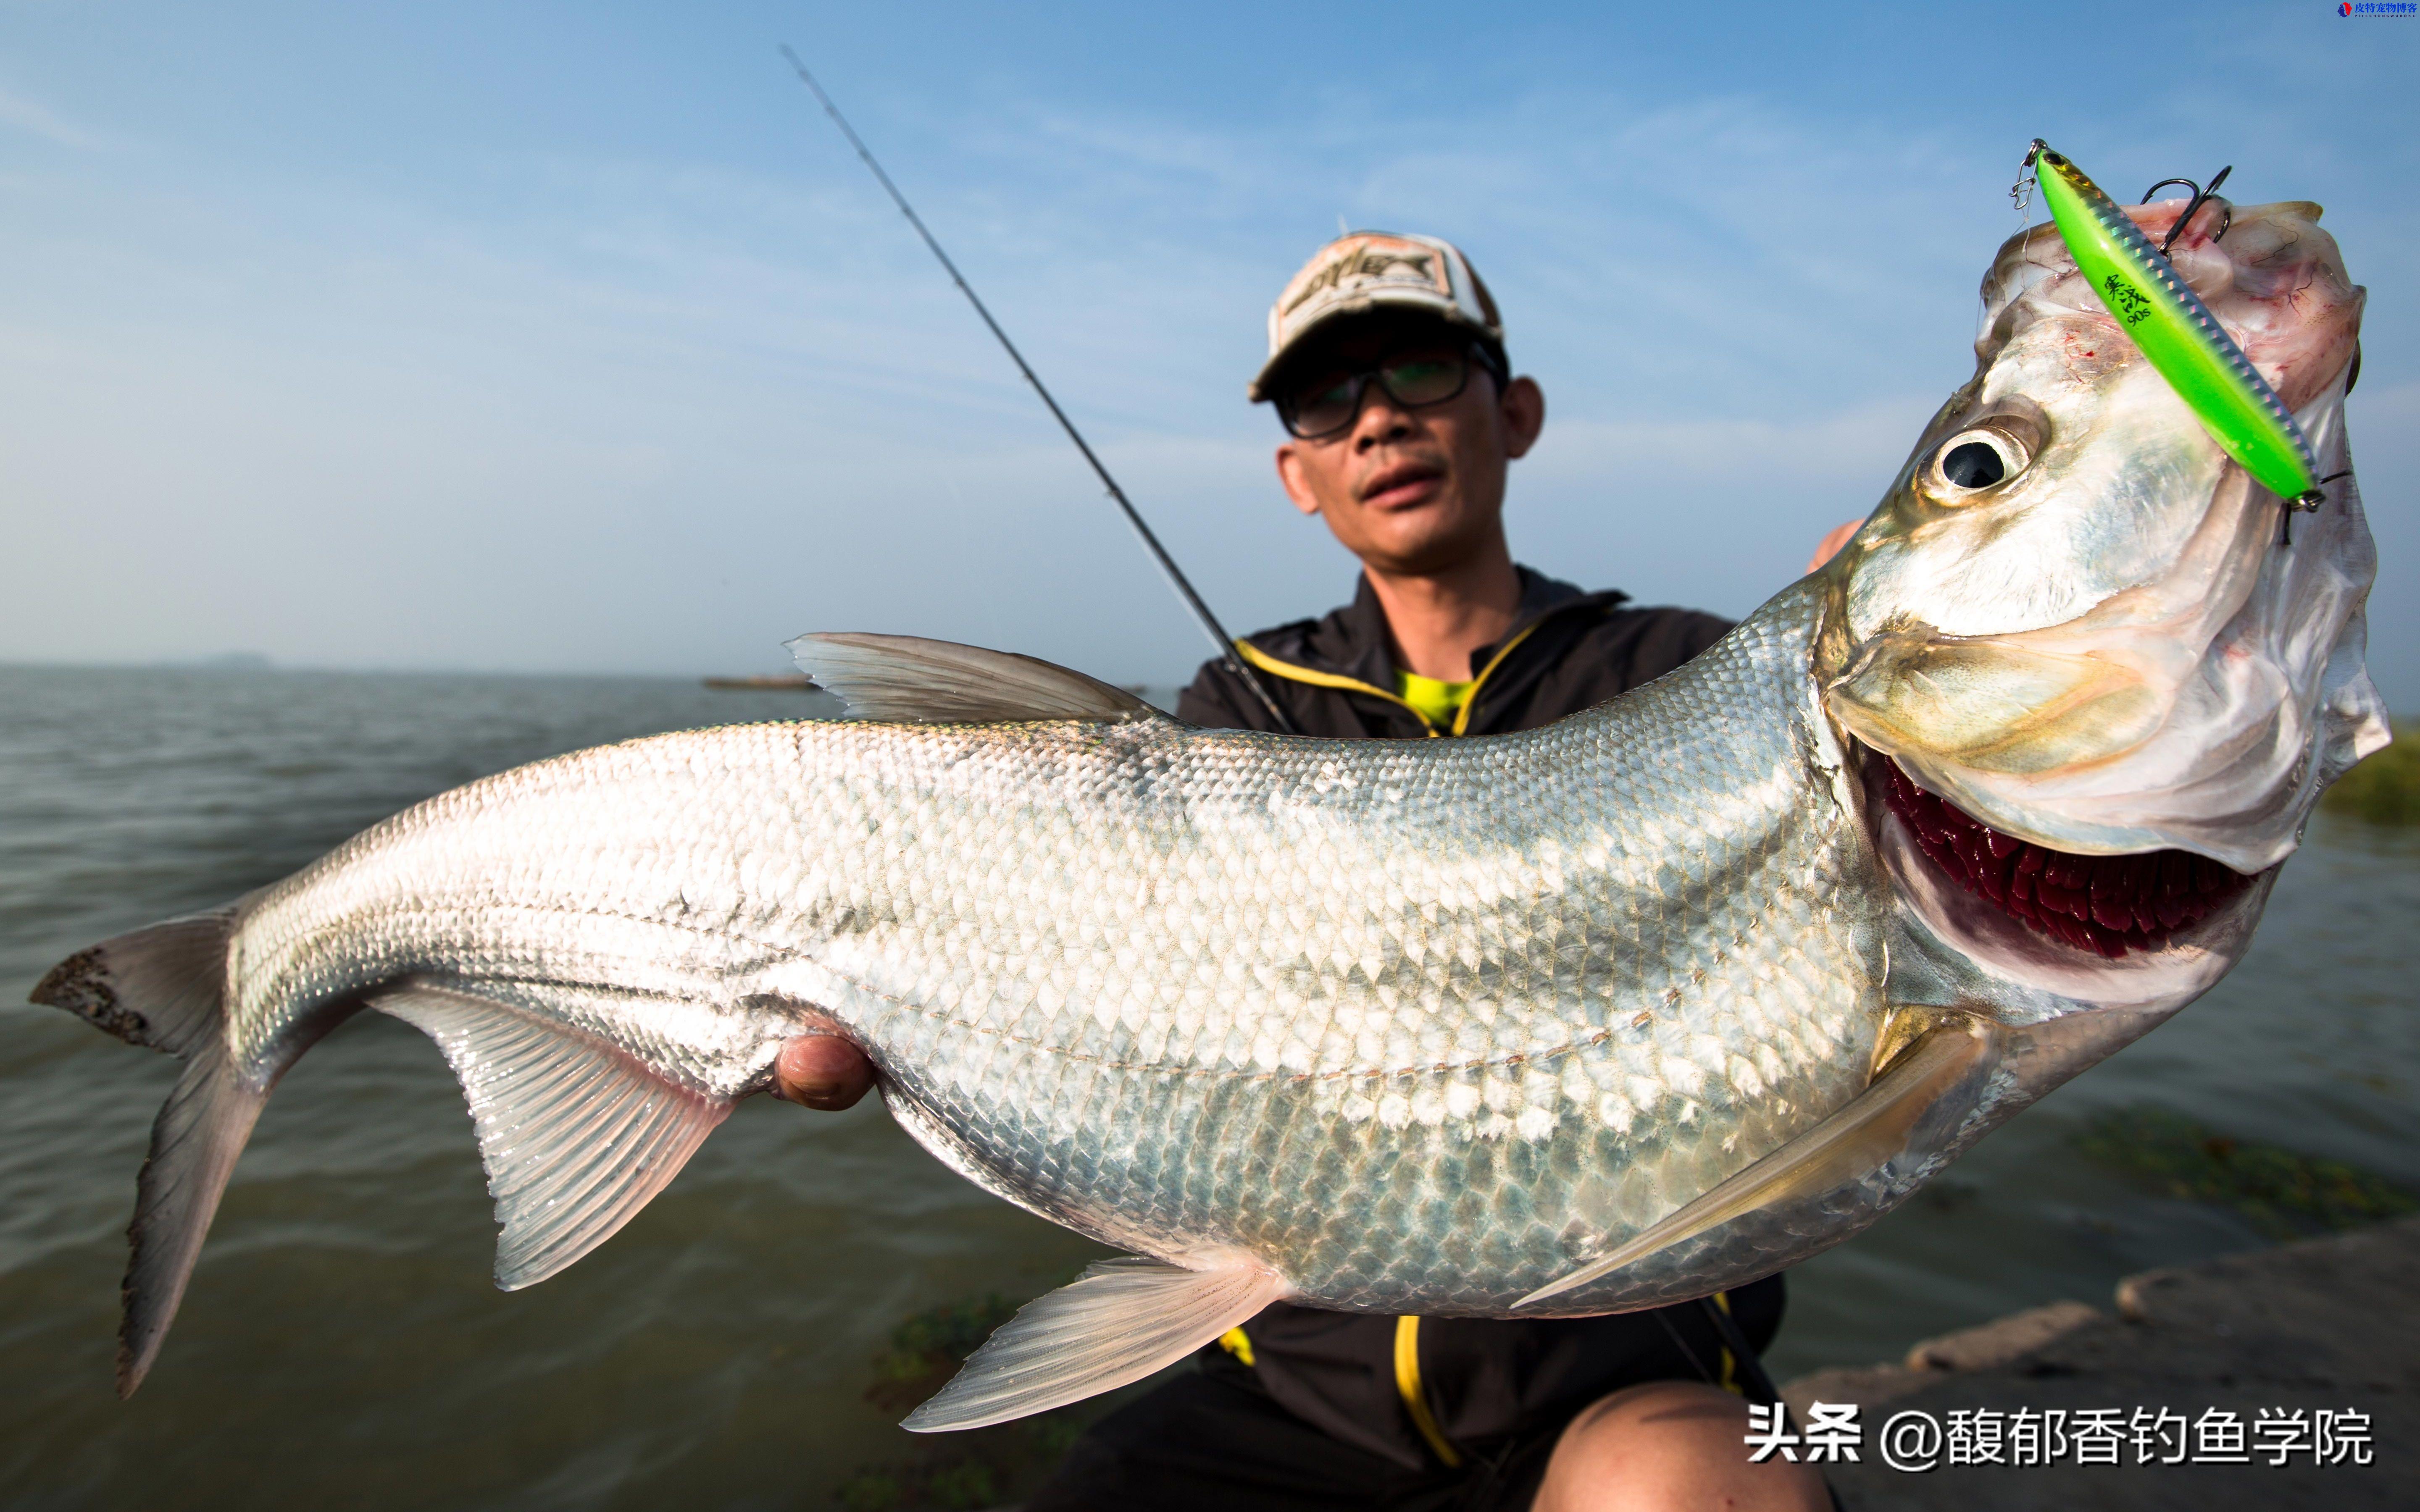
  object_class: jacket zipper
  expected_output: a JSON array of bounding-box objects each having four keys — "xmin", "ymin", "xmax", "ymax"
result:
[{"xmin": 1234, "ymin": 620, "xmax": 1544, "ymax": 738}]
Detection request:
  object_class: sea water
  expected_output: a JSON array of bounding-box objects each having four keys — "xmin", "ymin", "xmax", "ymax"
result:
[{"xmin": 2, "ymin": 664, "xmax": 2414, "ymax": 1508}]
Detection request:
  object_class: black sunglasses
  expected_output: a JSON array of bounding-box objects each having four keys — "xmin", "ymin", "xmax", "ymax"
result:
[{"xmin": 1276, "ymin": 344, "xmax": 1504, "ymax": 441}]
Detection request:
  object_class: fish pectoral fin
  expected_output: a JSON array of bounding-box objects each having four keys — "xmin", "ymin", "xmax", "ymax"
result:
[
  {"xmin": 373, "ymin": 984, "xmax": 730, "ymax": 1291},
  {"xmin": 1516, "ymin": 1015, "xmax": 2000, "ymax": 1309},
  {"xmin": 784, "ymin": 632, "xmax": 1170, "ymax": 724},
  {"xmin": 902, "ymin": 1257, "xmax": 1284, "ymax": 1433}
]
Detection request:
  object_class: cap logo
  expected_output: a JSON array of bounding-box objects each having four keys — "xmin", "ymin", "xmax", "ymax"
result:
[
  {"xmin": 1281, "ymin": 244, "xmax": 1443, "ymax": 316},
  {"xmin": 1250, "ymin": 230, "xmax": 1501, "ymax": 401}
]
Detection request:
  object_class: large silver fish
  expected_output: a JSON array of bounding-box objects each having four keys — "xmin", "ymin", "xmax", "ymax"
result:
[{"xmin": 33, "ymin": 196, "xmax": 2383, "ymax": 1431}]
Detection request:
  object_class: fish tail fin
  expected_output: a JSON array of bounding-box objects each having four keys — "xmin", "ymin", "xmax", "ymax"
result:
[
  {"xmin": 33, "ymin": 911, "xmax": 234, "ymax": 1057},
  {"xmin": 115, "ymin": 1043, "xmax": 266, "ymax": 1395},
  {"xmin": 31, "ymin": 910, "xmax": 268, "ymax": 1396}
]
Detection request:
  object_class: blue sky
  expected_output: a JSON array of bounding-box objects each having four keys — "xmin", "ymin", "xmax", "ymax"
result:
[{"xmin": 3, "ymin": 1, "xmax": 2414, "ymax": 703}]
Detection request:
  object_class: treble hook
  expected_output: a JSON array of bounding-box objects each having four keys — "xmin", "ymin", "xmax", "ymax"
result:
[
  {"xmin": 2143, "ymin": 165, "xmax": 2233, "ymax": 257},
  {"xmin": 2281, "ymin": 470, "xmax": 2352, "ymax": 547}
]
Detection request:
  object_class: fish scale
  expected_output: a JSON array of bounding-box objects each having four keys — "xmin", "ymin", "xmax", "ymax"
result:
[
  {"xmin": 215, "ymin": 579, "xmax": 1879, "ymax": 1320},
  {"xmin": 32, "ymin": 184, "xmax": 2378, "ymax": 1426},
  {"xmin": 778, "ymin": 582, "xmax": 1872, "ymax": 1312}
]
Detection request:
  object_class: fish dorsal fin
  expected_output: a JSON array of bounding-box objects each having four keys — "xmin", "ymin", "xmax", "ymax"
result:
[
  {"xmin": 902, "ymin": 1257, "xmax": 1283, "ymax": 1432},
  {"xmin": 374, "ymin": 984, "xmax": 730, "ymax": 1291},
  {"xmin": 784, "ymin": 633, "xmax": 1167, "ymax": 724},
  {"xmin": 1517, "ymin": 1016, "xmax": 2000, "ymax": 1309}
]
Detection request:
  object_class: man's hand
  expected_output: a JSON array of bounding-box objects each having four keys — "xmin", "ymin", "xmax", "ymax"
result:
[
  {"xmin": 1805, "ymin": 520, "xmax": 1861, "ymax": 575},
  {"xmin": 772, "ymin": 1034, "xmax": 877, "ymax": 1110}
]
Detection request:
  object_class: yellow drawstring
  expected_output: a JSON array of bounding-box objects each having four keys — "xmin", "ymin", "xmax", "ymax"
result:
[
  {"xmin": 1393, "ymin": 1315, "xmax": 1463, "ymax": 1467},
  {"xmin": 1234, "ymin": 618, "xmax": 1545, "ymax": 740}
]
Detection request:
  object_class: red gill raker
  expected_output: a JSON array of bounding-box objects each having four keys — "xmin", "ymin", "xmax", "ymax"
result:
[{"xmin": 1879, "ymin": 758, "xmax": 2252, "ymax": 958}]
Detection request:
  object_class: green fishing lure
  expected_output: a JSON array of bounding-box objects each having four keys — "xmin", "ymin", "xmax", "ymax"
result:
[{"xmin": 2027, "ymin": 140, "xmax": 2326, "ymax": 514}]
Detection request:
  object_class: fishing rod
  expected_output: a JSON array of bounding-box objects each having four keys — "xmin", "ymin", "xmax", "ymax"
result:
[
  {"xmin": 779, "ymin": 47, "xmax": 1299, "ymax": 734},
  {"xmin": 786, "ymin": 51, "xmax": 1783, "ymax": 1398}
]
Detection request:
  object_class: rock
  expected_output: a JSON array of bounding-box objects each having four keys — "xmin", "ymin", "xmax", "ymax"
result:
[
  {"xmin": 1781, "ymin": 1362, "xmax": 1930, "ymax": 1423},
  {"xmin": 1777, "ymin": 1215, "xmax": 2419, "ymax": 1510},
  {"xmin": 1779, "ymin": 1301, "xmax": 2107, "ymax": 1425},
  {"xmin": 1902, "ymin": 1299, "xmax": 2105, "ymax": 1373}
]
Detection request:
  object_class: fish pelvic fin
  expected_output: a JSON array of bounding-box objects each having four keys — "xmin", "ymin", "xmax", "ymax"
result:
[
  {"xmin": 30, "ymin": 908, "xmax": 265, "ymax": 1396},
  {"xmin": 785, "ymin": 632, "xmax": 1170, "ymax": 724},
  {"xmin": 1516, "ymin": 1013, "xmax": 2001, "ymax": 1310},
  {"xmin": 373, "ymin": 984, "xmax": 730, "ymax": 1290},
  {"xmin": 903, "ymin": 1257, "xmax": 1285, "ymax": 1433}
]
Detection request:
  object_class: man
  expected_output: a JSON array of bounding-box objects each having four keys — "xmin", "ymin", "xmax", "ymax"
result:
[
  {"xmin": 1176, "ymin": 233, "xmax": 1728, "ymax": 743},
  {"xmin": 775, "ymin": 234, "xmax": 1829, "ymax": 1511}
]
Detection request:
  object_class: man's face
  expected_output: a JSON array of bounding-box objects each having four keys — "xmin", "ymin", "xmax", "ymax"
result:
[{"xmin": 1271, "ymin": 315, "xmax": 1545, "ymax": 576}]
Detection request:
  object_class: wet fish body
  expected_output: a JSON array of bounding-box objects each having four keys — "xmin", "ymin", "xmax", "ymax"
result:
[
  {"xmin": 245, "ymin": 588, "xmax": 1873, "ymax": 1308},
  {"xmin": 33, "ymin": 179, "xmax": 2385, "ymax": 1429}
]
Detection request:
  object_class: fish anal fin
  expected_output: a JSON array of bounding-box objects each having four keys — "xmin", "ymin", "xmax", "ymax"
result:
[
  {"xmin": 374, "ymin": 985, "xmax": 730, "ymax": 1290},
  {"xmin": 1518, "ymin": 1016, "xmax": 1999, "ymax": 1309},
  {"xmin": 785, "ymin": 632, "xmax": 1167, "ymax": 724},
  {"xmin": 902, "ymin": 1257, "xmax": 1284, "ymax": 1432}
]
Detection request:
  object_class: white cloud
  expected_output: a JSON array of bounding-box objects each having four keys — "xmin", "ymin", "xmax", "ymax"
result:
[
  {"xmin": 0, "ymin": 85, "xmax": 98, "ymax": 149},
  {"xmin": 0, "ymin": 26, "xmax": 2409, "ymax": 709}
]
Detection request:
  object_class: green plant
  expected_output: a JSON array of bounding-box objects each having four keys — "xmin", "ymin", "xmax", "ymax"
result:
[
  {"xmin": 2075, "ymin": 1105, "xmax": 2415, "ymax": 1237},
  {"xmin": 836, "ymin": 1288, "xmax": 1098, "ymax": 1510},
  {"xmin": 924, "ymin": 1462, "xmax": 999, "ymax": 1511},
  {"xmin": 863, "ymin": 1294, "xmax": 1019, "ymax": 1412},
  {"xmin": 2322, "ymin": 722, "xmax": 2420, "ymax": 824},
  {"xmin": 835, "ymin": 1473, "xmax": 902, "ymax": 1512}
]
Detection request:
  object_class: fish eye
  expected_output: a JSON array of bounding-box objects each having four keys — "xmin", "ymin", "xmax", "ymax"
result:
[
  {"xmin": 1942, "ymin": 440, "xmax": 2006, "ymax": 488},
  {"xmin": 1924, "ymin": 413, "xmax": 2041, "ymax": 502}
]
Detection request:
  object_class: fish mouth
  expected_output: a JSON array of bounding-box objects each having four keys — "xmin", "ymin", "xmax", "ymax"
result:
[
  {"xmin": 1874, "ymin": 754, "xmax": 2256, "ymax": 960},
  {"xmin": 1862, "ymin": 743, "xmax": 2277, "ymax": 1006}
]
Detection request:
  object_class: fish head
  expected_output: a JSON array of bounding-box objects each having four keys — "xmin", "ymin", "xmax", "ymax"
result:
[{"xmin": 1815, "ymin": 197, "xmax": 2386, "ymax": 1003}]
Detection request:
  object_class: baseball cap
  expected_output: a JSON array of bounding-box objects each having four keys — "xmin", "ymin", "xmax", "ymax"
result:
[{"xmin": 1248, "ymin": 231, "xmax": 1505, "ymax": 402}]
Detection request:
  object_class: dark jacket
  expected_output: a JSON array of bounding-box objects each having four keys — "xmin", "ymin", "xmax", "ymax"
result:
[
  {"xmin": 1178, "ymin": 567, "xmax": 1732, "ymax": 739},
  {"xmin": 1170, "ymin": 566, "xmax": 1768, "ymax": 1475}
]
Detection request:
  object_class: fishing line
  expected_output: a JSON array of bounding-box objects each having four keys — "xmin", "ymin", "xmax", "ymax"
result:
[
  {"xmin": 1651, "ymin": 1301, "xmax": 1790, "ymax": 1423},
  {"xmin": 1696, "ymin": 1294, "xmax": 1786, "ymax": 1410},
  {"xmin": 786, "ymin": 53, "xmax": 1797, "ymax": 1420},
  {"xmin": 779, "ymin": 47, "xmax": 1299, "ymax": 733}
]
